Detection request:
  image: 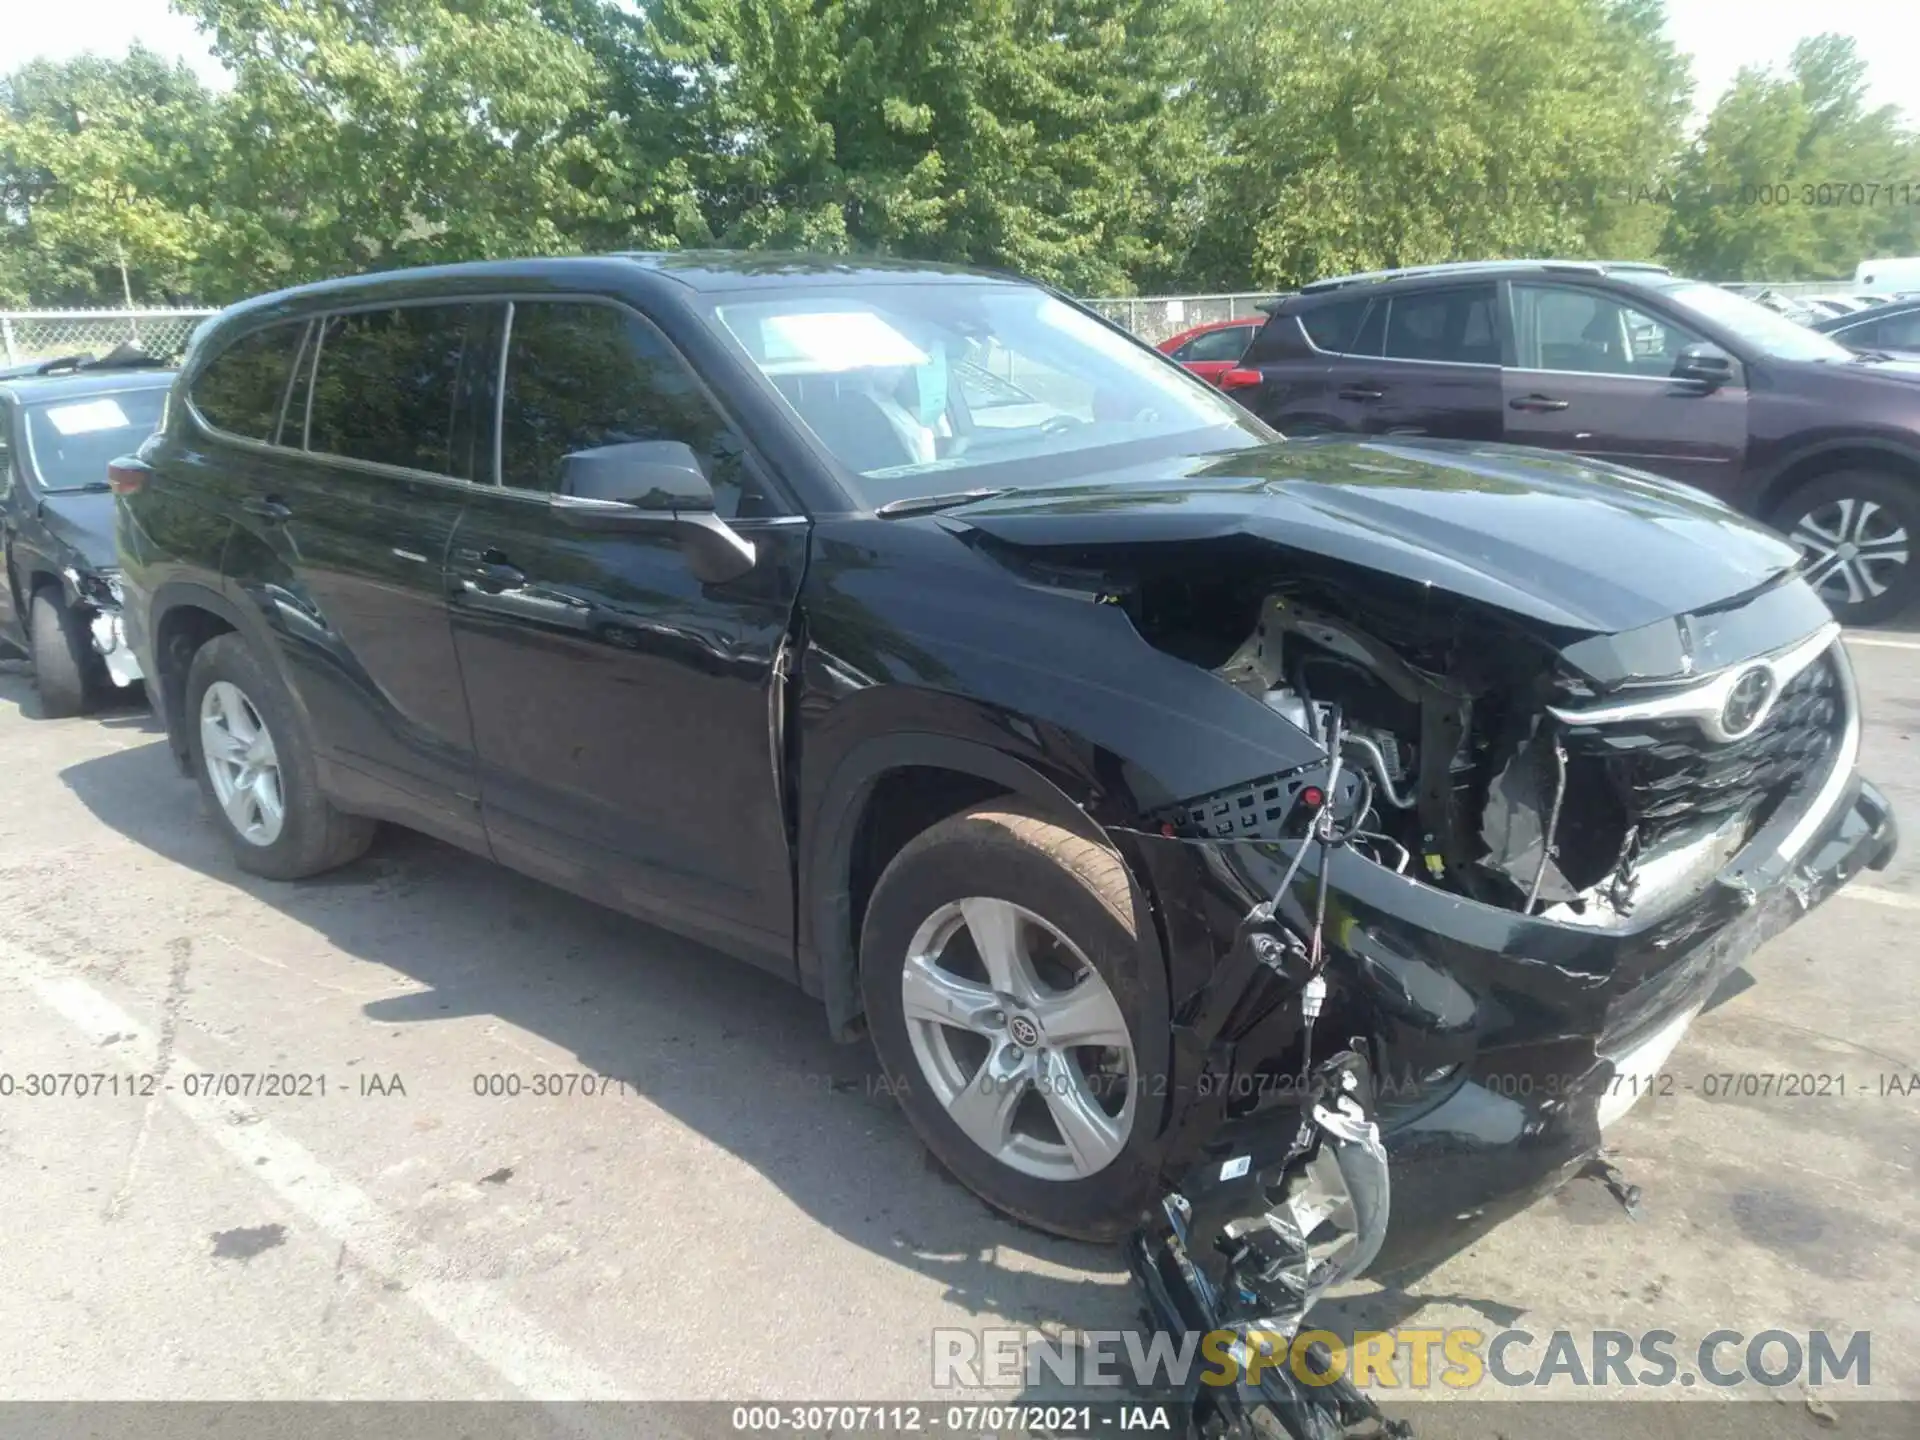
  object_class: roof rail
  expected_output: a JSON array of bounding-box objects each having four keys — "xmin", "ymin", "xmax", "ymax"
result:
[{"xmin": 1299, "ymin": 259, "xmax": 1671, "ymax": 294}]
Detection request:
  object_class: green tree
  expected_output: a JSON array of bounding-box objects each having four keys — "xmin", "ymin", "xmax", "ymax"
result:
[
  {"xmin": 1663, "ymin": 35, "xmax": 1919, "ymax": 281},
  {"xmin": 0, "ymin": 46, "xmax": 221, "ymax": 306},
  {"xmin": 638, "ymin": 0, "xmax": 1215, "ymax": 293},
  {"xmin": 174, "ymin": 0, "xmax": 695, "ymax": 298},
  {"xmin": 1184, "ymin": 0, "xmax": 1689, "ymax": 290}
]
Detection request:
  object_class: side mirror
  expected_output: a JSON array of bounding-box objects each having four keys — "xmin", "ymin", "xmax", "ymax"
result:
[
  {"xmin": 560, "ymin": 440, "xmax": 714, "ymax": 510},
  {"xmin": 1672, "ymin": 344, "xmax": 1735, "ymax": 391},
  {"xmin": 550, "ymin": 439, "xmax": 757, "ymax": 586}
]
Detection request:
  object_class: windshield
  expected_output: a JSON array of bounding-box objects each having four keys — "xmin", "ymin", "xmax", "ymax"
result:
[
  {"xmin": 705, "ymin": 282, "xmax": 1266, "ymax": 504},
  {"xmin": 1652, "ymin": 281, "xmax": 1857, "ymax": 363},
  {"xmin": 25, "ymin": 386, "xmax": 168, "ymax": 491}
]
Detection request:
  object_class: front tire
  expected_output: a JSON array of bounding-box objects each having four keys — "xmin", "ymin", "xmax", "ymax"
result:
[
  {"xmin": 1777, "ymin": 470, "xmax": 1920, "ymax": 626},
  {"xmin": 184, "ymin": 633, "xmax": 376, "ymax": 880},
  {"xmin": 29, "ymin": 587, "xmax": 106, "ymax": 718},
  {"xmin": 860, "ymin": 803, "xmax": 1167, "ymax": 1241}
]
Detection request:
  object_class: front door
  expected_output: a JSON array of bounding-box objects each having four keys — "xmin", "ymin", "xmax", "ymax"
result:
[
  {"xmin": 1320, "ymin": 282, "xmax": 1505, "ymax": 441},
  {"xmin": 1501, "ymin": 282, "xmax": 1748, "ymax": 495},
  {"xmin": 446, "ymin": 297, "xmax": 805, "ymax": 967}
]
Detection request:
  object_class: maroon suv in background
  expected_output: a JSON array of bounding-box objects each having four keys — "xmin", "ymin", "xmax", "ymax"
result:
[{"xmin": 1235, "ymin": 259, "xmax": 1920, "ymax": 624}]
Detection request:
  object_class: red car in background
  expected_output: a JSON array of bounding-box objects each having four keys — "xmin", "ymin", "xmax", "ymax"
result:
[{"xmin": 1157, "ymin": 317, "xmax": 1262, "ymax": 387}]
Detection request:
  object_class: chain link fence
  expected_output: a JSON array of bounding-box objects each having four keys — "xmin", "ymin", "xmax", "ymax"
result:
[
  {"xmin": 1081, "ymin": 293, "xmax": 1284, "ymax": 344},
  {"xmin": 0, "ymin": 309, "xmax": 215, "ymax": 369},
  {"xmin": 0, "ymin": 279, "xmax": 1861, "ymax": 369}
]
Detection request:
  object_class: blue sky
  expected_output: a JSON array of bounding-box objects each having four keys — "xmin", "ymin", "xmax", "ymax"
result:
[{"xmin": 2, "ymin": 0, "xmax": 1914, "ymax": 127}]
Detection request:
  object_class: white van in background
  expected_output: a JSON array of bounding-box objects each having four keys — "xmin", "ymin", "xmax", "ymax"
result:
[{"xmin": 1855, "ymin": 257, "xmax": 1920, "ymax": 296}]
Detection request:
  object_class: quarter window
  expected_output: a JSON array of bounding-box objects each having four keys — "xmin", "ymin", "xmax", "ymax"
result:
[
  {"xmin": 1299, "ymin": 299, "xmax": 1370, "ymax": 354},
  {"xmin": 1510, "ymin": 285, "xmax": 1706, "ymax": 377},
  {"xmin": 307, "ymin": 305, "xmax": 475, "ymax": 475},
  {"xmin": 1383, "ymin": 286, "xmax": 1500, "ymax": 365},
  {"xmin": 191, "ymin": 322, "xmax": 308, "ymax": 441},
  {"xmin": 498, "ymin": 301, "xmax": 766, "ymax": 517}
]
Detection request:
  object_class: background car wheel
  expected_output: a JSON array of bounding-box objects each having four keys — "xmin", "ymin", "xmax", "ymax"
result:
[
  {"xmin": 184, "ymin": 633, "xmax": 376, "ymax": 880},
  {"xmin": 28, "ymin": 587, "xmax": 107, "ymax": 718},
  {"xmin": 1778, "ymin": 471, "xmax": 1920, "ymax": 626},
  {"xmin": 860, "ymin": 802, "xmax": 1167, "ymax": 1242}
]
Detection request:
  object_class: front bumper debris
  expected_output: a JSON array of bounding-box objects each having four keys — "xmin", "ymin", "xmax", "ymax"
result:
[
  {"xmin": 66, "ymin": 567, "xmax": 142, "ymax": 687},
  {"xmin": 1118, "ymin": 765, "xmax": 1894, "ymax": 1439}
]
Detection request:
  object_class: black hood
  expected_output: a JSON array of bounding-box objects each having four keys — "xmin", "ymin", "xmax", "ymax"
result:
[
  {"xmin": 36, "ymin": 490, "xmax": 119, "ymax": 571},
  {"xmin": 944, "ymin": 436, "xmax": 1802, "ymax": 636}
]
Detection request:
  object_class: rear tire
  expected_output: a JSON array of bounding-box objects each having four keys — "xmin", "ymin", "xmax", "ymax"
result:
[
  {"xmin": 1775, "ymin": 470, "xmax": 1920, "ymax": 626},
  {"xmin": 184, "ymin": 633, "xmax": 376, "ymax": 880},
  {"xmin": 29, "ymin": 588, "xmax": 105, "ymax": 718},
  {"xmin": 860, "ymin": 803, "xmax": 1167, "ymax": 1242}
]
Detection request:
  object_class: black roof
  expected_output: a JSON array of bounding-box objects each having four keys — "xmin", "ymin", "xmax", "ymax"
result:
[{"xmin": 207, "ymin": 250, "xmax": 1022, "ymax": 333}]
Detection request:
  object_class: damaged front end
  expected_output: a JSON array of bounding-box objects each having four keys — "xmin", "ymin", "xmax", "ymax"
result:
[
  {"xmin": 1076, "ymin": 548, "xmax": 1896, "ymax": 1438},
  {"xmin": 64, "ymin": 565, "xmax": 143, "ymax": 687}
]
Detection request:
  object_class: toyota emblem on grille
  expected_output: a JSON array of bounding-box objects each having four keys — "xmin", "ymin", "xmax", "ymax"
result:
[{"xmin": 1720, "ymin": 666, "xmax": 1776, "ymax": 738}]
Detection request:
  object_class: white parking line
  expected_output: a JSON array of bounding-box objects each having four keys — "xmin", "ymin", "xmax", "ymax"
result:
[
  {"xmin": 1839, "ymin": 884, "xmax": 1920, "ymax": 911},
  {"xmin": 1844, "ymin": 633, "xmax": 1920, "ymax": 651},
  {"xmin": 1, "ymin": 939, "xmax": 638, "ymax": 1404}
]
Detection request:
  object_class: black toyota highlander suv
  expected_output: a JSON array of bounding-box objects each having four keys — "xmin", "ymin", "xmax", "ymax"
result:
[
  {"xmin": 1222, "ymin": 259, "xmax": 1920, "ymax": 625},
  {"xmin": 114, "ymin": 254, "xmax": 1895, "ymax": 1275}
]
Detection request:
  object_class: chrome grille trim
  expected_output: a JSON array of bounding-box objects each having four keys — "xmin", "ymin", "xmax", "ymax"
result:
[{"xmin": 1547, "ymin": 621, "xmax": 1841, "ymax": 743}]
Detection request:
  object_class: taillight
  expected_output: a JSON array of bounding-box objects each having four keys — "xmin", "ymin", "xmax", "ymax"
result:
[
  {"xmin": 107, "ymin": 457, "xmax": 150, "ymax": 495},
  {"xmin": 1218, "ymin": 367, "xmax": 1263, "ymax": 391}
]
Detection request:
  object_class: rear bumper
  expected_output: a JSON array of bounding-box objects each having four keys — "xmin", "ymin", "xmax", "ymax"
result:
[{"xmin": 1123, "ymin": 772, "xmax": 1896, "ymax": 1277}]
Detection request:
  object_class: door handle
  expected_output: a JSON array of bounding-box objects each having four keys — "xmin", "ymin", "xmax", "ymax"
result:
[
  {"xmin": 242, "ymin": 495, "xmax": 292, "ymax": 523},
  {"xmin": 1509, "ymin": 394, "xmax": 1570, "ymax": 412},
  {"xmin": 1338, "ymin": 387, "xmax": 1384, "ymax": 401}
]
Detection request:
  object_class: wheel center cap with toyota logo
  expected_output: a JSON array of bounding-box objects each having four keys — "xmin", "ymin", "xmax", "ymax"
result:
[{"xmin": 1008, "ymin": 1014, "xmax": 1042, "ymax": 1049}]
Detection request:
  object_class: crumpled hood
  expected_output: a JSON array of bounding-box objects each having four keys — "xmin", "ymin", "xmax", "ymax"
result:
[
  {"xmin": 36, "ymin": 490, "xmax": 118, "ymax": 572},
  {"xmin": 947, "ymin": 436, "xmax": 1802, "ymax": 635}
]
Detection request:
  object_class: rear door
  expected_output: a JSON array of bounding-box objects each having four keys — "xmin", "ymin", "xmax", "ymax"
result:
[
  {"xmin": 1501, "ymin": 282, "xmax": 1747, "ymax": 496},
  {"xmin": 1314, "ymin": 283, "xmax": 1504, "ymax": 440},
  {"xmin": 216, "ymin": 303, "xmax": 489, "ymax": 849},
  {"xmin": 446, "ymin": 296, "xmax": 806, "ymax": 968}
]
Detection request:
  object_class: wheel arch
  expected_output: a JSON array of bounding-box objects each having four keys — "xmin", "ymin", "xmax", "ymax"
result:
[
  {"xmin": 147, "ymin": 580, "xmax": 311, "ymax": 775},
  {"xmin": 1756, "ymin": 437, "xmax": 1920, "ymax": 518},
  {"xmin": 802, "ymin": 732, "xmax": 1171, "ymax": 1052}
]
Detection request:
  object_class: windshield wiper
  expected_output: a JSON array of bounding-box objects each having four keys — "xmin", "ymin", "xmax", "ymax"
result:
[
  {"xmin": 874, "ymin": 487, "xmax": 1018, "ymax": 519},
  {"xmin": 43, "ymin": 481, "xmax": 112, "ymax": 494},
  {"xmin": 1850, "ymin": 349, "xmax": 1899, "ymax": 363}
]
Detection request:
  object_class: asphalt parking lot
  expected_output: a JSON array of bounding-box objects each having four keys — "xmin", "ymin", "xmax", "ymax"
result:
[{"xmin": 1, "ymin": 635, "xmax": 1916, "ymax": 1431}]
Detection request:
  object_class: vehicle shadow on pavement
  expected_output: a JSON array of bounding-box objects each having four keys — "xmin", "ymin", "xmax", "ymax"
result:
[{"xmin": 56, "ymin": 730, "xmax": 1145, "ymax": 1334}]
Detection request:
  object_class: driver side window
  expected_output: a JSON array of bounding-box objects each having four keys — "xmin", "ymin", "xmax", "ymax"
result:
[
  {"xmin": 1511, "ymin": 285, "xmax": 1706, "ymax": 377},
  {"xmin": 498, "ymin": 300, "xmax": 775, "ymax": 518}
]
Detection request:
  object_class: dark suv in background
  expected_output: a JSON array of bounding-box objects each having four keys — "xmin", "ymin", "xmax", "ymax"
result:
[
  {"xmin": 1, "ymin": 352, "xmax": 167, "ymax": 713},
  {"xmin": 1233, "ymin": 260, "xmax": 1920, "ymax": 624}
]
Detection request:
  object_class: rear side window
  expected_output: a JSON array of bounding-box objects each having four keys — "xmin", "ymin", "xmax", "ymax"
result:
[
  {"xmin": 1383, "ymin": 285, "xmax": 1499, "ymax": 364},
  {"xmin": 1299, "ymin": 298, "xmax": 1370, "ymax": 353},
  {"xmin": 1856, "ymin": 311, "xmax": 1920, "ymax": 349},
  {"xmin": 498, "ymin": 300, "xmax": 766, "ymax": 517},
  {"xmin": 307, "ymin": 305, "xmax": 475, "ymax": 476},
  {"xmin": 191, "ymin": 322, "xmax": 308, "ymax": 441}
]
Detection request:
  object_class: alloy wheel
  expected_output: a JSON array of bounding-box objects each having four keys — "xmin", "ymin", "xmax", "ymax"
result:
[
  {"xmin": 1791, "ymin": 496, "xmax": 1911, "ymax": 610},
  {"xmin": 200, "ymin": 680, "xmax": 286, "ymax": 847},
  {"xmin": 900, "ymin": 896, "xmax": 1137, "ymax": 1181}
]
